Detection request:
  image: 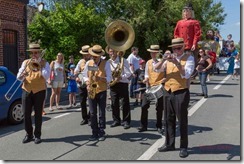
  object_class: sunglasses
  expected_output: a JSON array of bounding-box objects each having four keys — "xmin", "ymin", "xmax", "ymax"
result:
[{"xmin": 172, "ymin": 47, "xmax": 183, "ymax": 51}]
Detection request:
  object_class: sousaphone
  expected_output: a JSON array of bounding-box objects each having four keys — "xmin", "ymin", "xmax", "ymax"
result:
[{"xmin": 105, "ymin": 20, "xmax": 135, "ymax": 51}]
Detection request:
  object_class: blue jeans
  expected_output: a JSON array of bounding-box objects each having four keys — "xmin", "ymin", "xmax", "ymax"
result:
[{"xmin": 198, "ymin": 71, "xmax": 209, "ymax": 95}]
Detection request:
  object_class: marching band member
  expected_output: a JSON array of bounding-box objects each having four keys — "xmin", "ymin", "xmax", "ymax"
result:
[
  {"xmin": 137, "ymin": 45, "xmax": 166, "ymax": 134},
  {"xmin": 83, "ymin": 45, "xmax": 112, "ymax": 141},
  {"xmin": 156, "ymin": 38, "xmax": 195, "ymax": 158},
  {"xmin": 107, "ymin": 46, "xmax": 132, "ymax": 130},
  {"xmin": 75, "ymin": 45, "xmax": 91, "ymax": 126},
  {"xmin": 17, "ymin": 43, "xmax": 50, "ymax": 144}
]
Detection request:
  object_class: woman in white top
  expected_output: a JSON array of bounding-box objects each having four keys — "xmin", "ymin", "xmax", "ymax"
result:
[{"xmin": 48, "ymin": 52, "xmax": 66, "ymax": 111}]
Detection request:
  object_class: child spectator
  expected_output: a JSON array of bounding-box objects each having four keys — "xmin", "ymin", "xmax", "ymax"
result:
[
  {"xmin": 67, "ymin": 64, "xmax": 78, "ymax": 108},
  {"xmin": 133, "ymin": 59, "xmax": 146, "ymax": 106}
]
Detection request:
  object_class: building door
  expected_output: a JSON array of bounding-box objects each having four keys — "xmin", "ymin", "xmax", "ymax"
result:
[{"xmin": 2, "ymin": 30, "xmax": 18, "ymax": 75}]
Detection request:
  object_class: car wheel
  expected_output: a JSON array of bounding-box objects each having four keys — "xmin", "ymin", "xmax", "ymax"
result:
[{"xmin": 8, "ymin": 100, "xmax": 23, "ymax": 124}]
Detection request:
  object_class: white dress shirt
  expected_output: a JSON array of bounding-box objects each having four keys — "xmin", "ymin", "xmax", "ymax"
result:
[{"xmin": 109, "ymin": 56, "xmax": 132, "ymax": 83}]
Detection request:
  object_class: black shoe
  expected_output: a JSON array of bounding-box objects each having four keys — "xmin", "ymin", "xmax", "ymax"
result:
[
  {"xmin": 124, "ymin": 123, "xmax": 131, "ymax": 129},
  {"xmin": 157, "ymin": 128, "xmax": 164, "ymax": 134},
  {"xmin": 158, "ymin": 145, "xmax": 175, "ymax": 152},
  {"xmin": 80, "ymin": 119, "xmax": 88, "ymax": 125},
  {"xmin": 98, "ymin": 133, "xmax": 106, "ymax": 141},
  {"xmin": 22, "ymin": 135, "xmax": 34, "ymax": 144},
  {"xmin": 34, "ymin": 138, "xmax": 42, "ymax": 144},
  {"xmin": 89, "ymin": 135, "xmax": 98, "ymax": 141},
  {"xmin": 137, "ymin": 127, "xmax": 147, "ymax": 132},
  {"xmin": 110, "ymin": 122, "xmax": 121, "ymax": 128},
  {"xmin": 179, "ymin": 148, "xmax": 188, "ymax": 158},
  {"xmin": 196, "ymin": 93, "xmax": 204, "ymax": 96},
  {"xmin": 204, "ymin": 95, "xmax": 208, "ymax": 98}
]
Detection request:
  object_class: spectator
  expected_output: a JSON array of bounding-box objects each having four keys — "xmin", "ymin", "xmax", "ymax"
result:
[
  {"xmin": 133, "ymin": 59, "xmax": 146, "ymax": 106},
  {"xmin": 127, "ymin": 47, "xmax": 141, "ymax": 98},
  {"xmin": 48, "ymin": 52, "xmax": 66, "ymax": 111},
  {"xmin": 67, "ymin": 64, "xmax": 78, "ymax": 108},
  {"xmin": 196, "ymin": 48, "xmax": 212, "ymax": 98}
]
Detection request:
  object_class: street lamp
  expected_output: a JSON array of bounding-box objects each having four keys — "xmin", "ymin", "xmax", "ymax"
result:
[{"xmin": 37, "ymin": 2, "xmax": 44, "ymax": 12}]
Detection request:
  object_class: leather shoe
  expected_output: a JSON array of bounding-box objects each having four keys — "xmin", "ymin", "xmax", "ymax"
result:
[
  {"xmin": 22, "ymin": 135, "xmax": 34, "ymax": 144},
  {"xmin": 137, "ymin": 127, "xmax": 147, "ymax": 132},
  {"xmin": 179, "ymin": 148, "xmax": 188, "ymax": 158},
  {"xmin": 110, "ymin": 122, "xmax": 121, "ymax": 128},
  {"xmin": 80, "ymin": 119, "xmax": 88, "ymax": 125},
  {"xmin": 34, "ymin": 138, "xmax": 42, "ymax": 144},
  {"xmin": 157, "ymin": 128, "xmax": 164, "ymax": 134},
  {"xmin": 124, "ymin": 123, "xmax": 130, "ymax": 129},
  {"xmin": 158, "ymin": 145, "xmax": 175, "ymax": 152}
]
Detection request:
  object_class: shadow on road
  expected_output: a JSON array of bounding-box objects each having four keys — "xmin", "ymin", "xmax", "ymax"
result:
[{"xmin": 188, "ymin": 144, "xmax": 240, "ymax": 160}]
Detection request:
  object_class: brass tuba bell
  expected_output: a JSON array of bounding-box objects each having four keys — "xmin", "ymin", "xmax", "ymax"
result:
[{"xmin": 105, "ymin": 20, "xmax": 135, "ymax": 51}]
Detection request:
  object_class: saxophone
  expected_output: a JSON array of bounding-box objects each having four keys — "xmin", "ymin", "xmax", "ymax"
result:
[
  {"xmin": 88, "ymin": 70, "xmax": 98, "ymax": 99},
  {"xmin": 109, "ymin": 54, "xmax": 124, "ymax": 87}
]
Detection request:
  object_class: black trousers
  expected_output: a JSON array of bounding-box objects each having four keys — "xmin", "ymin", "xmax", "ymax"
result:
[
  {"xmin": 164, "ymin": 88, "xmax": 190, "ymax": 148},
  {"xmin": 110, "ymin": 82, "xmax": 131, "ymax": 124},
  {"xmin": 140, "ymin": 93, "xmax": 164, "ymax": 129},
  {"xmin": 88, "ymin": 91, "xmax": 107, "ymax": 136},
  {"xmin": 79, "ymin": 87, "xmax": 90, "ymax": 121},
  {"xmin": 22, "ymin": 89, "xmax": 45, "ymax": 138}
]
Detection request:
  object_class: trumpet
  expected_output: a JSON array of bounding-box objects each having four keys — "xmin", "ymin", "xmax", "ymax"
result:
[{"xmin": 5, "ymin": 49, "xmax": 46, "ymax": 101}]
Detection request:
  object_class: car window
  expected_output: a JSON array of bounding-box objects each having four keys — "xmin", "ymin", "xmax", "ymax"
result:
[{"xmin": 0, "ymin": 70, "xmax": 6, "ymax": 85}]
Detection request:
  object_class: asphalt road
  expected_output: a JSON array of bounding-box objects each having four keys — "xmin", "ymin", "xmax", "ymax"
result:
[{"xmin": 0, "ymin": 71, "xmax": 241, "ymax": 161}]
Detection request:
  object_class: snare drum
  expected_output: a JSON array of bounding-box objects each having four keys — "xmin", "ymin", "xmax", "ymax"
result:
[{"xmin": 145, "ymin": 84, "xmax": 164, "ymax": 100}]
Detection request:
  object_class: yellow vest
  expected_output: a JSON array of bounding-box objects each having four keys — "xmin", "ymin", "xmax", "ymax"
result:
[
  {"xmin": 22, "ymin": 59, "xmax": 46, "ymax": 93},
  {"xmin": 164, "ymin": 54, "xmax": 190, "ymax": 92},
  {"xmin": 148, "ymin": 59, "xmax": 164, "ymax": 87},
  {"xmin": 88, "ymin": 59, "xmax": 107, "ymax": 94}
]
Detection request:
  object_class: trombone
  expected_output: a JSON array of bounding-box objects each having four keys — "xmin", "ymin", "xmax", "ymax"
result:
[{"xmin": 5, "ymin": 49, "xmax": 46, "ymax": 101}]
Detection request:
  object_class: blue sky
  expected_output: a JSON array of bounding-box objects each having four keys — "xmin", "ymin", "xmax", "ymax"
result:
[{"xmin": 214, "ymin": 0, "xmax": 241, "ymax": 44}]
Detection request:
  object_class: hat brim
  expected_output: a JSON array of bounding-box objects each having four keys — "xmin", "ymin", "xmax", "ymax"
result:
[
  {"xmin": 168, "ymin": 43, "xmax": 185, "ymax": 47},
  {"xmin": 79, "ymin": 50, "xmax": 90, "ymax": 55},
  {"xmin": 88, "ymin": 48, "xmax": 105, "ymax": 57},
  {"xmin": 147, "ymin": 49, "xmax": 162, "ymax": 52},
  {"xmin": 26, "ymin": 48, "xmax": 42, "ymax": 51}
]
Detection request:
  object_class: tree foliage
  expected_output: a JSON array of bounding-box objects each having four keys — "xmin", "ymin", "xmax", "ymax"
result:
[{"xmin": 28, "ymin": 0, "xmax": 227, "ymax": 61}]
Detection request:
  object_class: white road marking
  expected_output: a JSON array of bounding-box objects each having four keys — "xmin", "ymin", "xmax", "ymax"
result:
[
  {"xmin": 213, "ymin": 75, "xmax": 231, "ymax": 90},
  {"xmin": 188, "ymin": 97, "xmax": 207, "ymax": 116},
  {"xmin": 54, "ymin": 113, "xmax": 70, "ymax": 118},
  {"xmin": 137, "ymin": 137, "xmax": 165, "ymax": 160}
]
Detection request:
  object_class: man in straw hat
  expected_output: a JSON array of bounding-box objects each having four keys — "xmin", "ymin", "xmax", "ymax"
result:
[
  {"xmin": 83, "ymin": 44, "xmax": 112, "ymax": 141},
  {"xmin": 106, "ymin": 46, "xmax": 132, "ymax": 130},
  {"xmin": 137, "ymin": 45, "xmax": 165, "ymax": 135},
  {"xmin": 17, "ymin": 43, "xmax": 50, "ymax": 144},
  {"xmin": 155, "ymin": 38, "xmax": 195, "ymax": 158},
  {"xmin": 75, "ymin": 45, "xmax": 91, "ymax": 126}
]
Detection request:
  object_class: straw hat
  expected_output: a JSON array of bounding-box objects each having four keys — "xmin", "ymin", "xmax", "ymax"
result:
[
  {"xmin": 27, "ymin": 43, "xmax": 42, "ymax": 51},
  {"xmin": 79, "ymin": 45, "xmax": 90, "ymax": 55},
  {"xmin": 147, "ymin": 45, "xmax": 162, "ymax": 52},
  {"xmin": 168, "ymin": 38, "xmax": 185, "ymax": 47},
  {"xmin": 88, "ymin": 45, "xmax": 105, "ymax": 57}
]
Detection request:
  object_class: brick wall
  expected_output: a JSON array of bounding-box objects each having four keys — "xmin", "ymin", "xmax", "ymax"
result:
[{"xmin": 0, "ymin": 0, "xmax": 28, "ymax": 68}]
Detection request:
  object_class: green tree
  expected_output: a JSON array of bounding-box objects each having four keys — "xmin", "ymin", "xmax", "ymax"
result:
[
  {"xmin": 28, "ymin": 3, "xmax": 105, "ymax": 62},
  {"xmin": 28, "ymin": 0, "xmax": 226, "ymax": 61}
]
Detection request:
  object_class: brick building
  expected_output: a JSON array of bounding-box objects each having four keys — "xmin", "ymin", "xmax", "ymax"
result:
[{"xmin": 0, "ymin": 0, "xmax": 29, "ymax": 74}]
